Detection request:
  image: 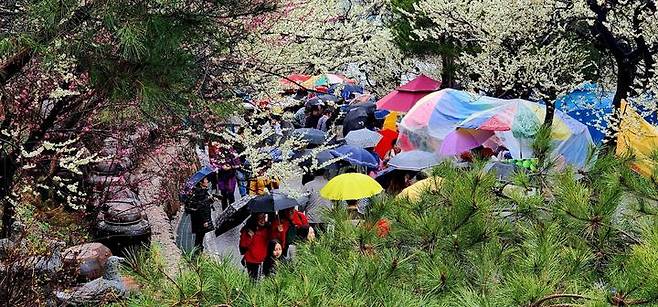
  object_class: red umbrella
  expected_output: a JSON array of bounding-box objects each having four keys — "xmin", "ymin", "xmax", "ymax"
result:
[
  {"xmin": 374, "ymin": 129, "xmax": 399, "ymax": 159},
  {"xmin": 280, "ymin": 74, "xmax": 311, "ymax": 87},
  {"xmin": 376, "ymin": 74, "xmax": 441, "ymax": 112}
]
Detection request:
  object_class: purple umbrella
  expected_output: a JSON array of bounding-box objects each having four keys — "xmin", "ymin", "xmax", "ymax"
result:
[{"xmin": 439, "ymin": 129, "xmax": 494, "ymax": 156}]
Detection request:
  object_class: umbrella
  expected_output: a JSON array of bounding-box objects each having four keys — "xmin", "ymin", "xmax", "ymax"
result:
[
  {"xmin": 247, "ymin": 192, "xmax": 300, "ymax": 213},
  {"xmin": 305, "ymin": 94, "xmax": 340, "ymax": 108},
  {"xmin": 280, "ymin": 74, "xmax": 311, "ymax": 87},
  {"xmin": 483, "ymin": 161, "xmax": 519, "ymax": 181},
  {"xmin": 439, "ymin": 128, "xmax": 494, "ymax": 156},
  {"xmin": 373, "ymin": 129, "xmax": 399, "ymax": 159},
  {"xmin": 555, "ymin": 82, "xmax": 658, "ymax": 144},
  {"xmin": 342, "ymin": 107, "xmax": 372, "ymax": 136},
  {"xmin": 184, "ymin": 166, "xmax": 216, "ymax": 189},
  {"xmin": 397, "ymin": 177, "xmax": 443, "ymax": 202},
  {"xmin": 330, "ymin": 145, "xmax": 379, "ymax": 168},
  {"xmin": 302, "ymin": 73, "xmax": 355, "ymax": 88},
  {"xmin": 292, "ymin": 128, "xmax": 327, "ymax": 145},
  {"xmin": 214, "ymin": 195, "xmax": 253, "ymax": 236},
  {"xmin": 320, "ymin": 173, "xmax": 383, "ymax": 200},
  {"xmin": 387, "ymin": 150, "xmax": 440, "ymax": 171},
  {"xmin": 344, "ymin": 128, "xmax": 383, "ymax": 148},
  {"xmin": 399, "ymin": 89, "xmax": 593, "ymax": 168},
  {"xmin": 376, "ymin": 75, "xmax": 441, "ymax": 112},
  {"xmin": 331, "ymin": 83, "xmax": 364, "ymax": 99}
]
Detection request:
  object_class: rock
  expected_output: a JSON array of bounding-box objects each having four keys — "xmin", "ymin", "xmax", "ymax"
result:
[
  {"xmin": 63, "ymin": 243, "xmax": 112, "ymax": 282},
  {"xmin": 55, "ymin": 256, "xmax": 128, "ymax": 305}
]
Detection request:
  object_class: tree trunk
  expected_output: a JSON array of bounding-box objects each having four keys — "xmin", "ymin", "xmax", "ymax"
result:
[
  {"xmin": 603, "ymin": 58, "xmax": 634, "ymax": 151},
  {"xmin": 440, "ymin": 54, "xmax": 455, "ymax": 89},
  {"xmin": 542, "ymin": 90, "xmax": 557, "ymax": 128},
  {"xmin": 543, "ymin": 101, "xmax": 555, "ymax": 128}
]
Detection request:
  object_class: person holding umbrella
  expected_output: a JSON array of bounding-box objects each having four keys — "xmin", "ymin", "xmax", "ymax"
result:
[
  {"xmin": 239, "ymin": 213, "xmax": 270, "ymax": 280},
  {"xmin": 185, "ymin": 176, "xmax": 215, "ymax": 255},
  {"xmin": 270, "ymin": 208, "xmax": 309, "ymax": 258},
  {"xmin": 302, "ymin": 169, "xmax": 333, "ymax": 233}
]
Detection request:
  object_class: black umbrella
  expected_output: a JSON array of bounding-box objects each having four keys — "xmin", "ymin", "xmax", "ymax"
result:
[
  {"xmin": 305, "ymin": 94, "xmax": 340, "ymax": 107},
  {"xmin": 247, "ymin": 192, "xmax": 299, "ymax": 213},
  {"xmin": 342, "ymin": 107, "xmax": 370, "ymax": 136},
  {"xmin": 291, "ymin": 128, "xmax": 327, "ymax": 145},
  {"xmin": 213, "ymin": 196, "xmax": 253, "ymax": 237}
]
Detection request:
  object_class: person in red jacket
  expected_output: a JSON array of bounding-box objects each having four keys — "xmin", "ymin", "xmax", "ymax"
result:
[
  {"xmin": 239, "ymin": 213, "xmax": 270, "ymax": 280},
  {"xmin": 270, "ymin": 208, "xmax": 309, "ymax": 258}
]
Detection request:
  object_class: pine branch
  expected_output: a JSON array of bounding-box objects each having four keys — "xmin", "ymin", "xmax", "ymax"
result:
[{"xmin": 531, "ymin": 293, "xmax": 591, "ymax": 307}]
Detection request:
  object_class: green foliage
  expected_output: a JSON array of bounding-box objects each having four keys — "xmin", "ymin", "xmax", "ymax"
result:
[{"xmin": 124, "ymin": 159, "xmax": 658, "ymax": 306}]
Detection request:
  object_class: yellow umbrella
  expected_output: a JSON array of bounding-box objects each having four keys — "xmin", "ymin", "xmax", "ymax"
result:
[
  {"xmin": 397, "ymin": 177, "xmax": 443, "ymax": 202},
  {"xmin": 320, "ymin": 173, "xmax": 383, "ymax": 200}
]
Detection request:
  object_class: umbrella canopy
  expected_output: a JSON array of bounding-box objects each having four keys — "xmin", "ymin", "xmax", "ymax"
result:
[
  {"xmin": 320, "ymin": 173, "xmax": 383, "ymax": 200},
  {"xmin": 302, "ymin": 73, "xmax": 354, "ymax": 88},
  {"xmin": 331, "ymin": 83, "xmax": 364, "ymax": 99},
  {"xmin": 439, "ymin": 128, "xmax": 495, "ymax": 156},
  {"xmin": 292, "ymin": 128, "xmax": 327, "ymax": 145},
  {"xmin": 305, "ymin": 94, "xmax": 340, "ymax": 107},
  {"xmin": 185, "ymin": 166, "xmax": 216, "ymax": 189},
  {"xmin": 398, "ymin": 74, "xmax": 441, "ymax": 92},
  {"xmin": 397, "ymin": 177, "xmax": 443, "ymax": 202},
  {"xmin": 214, "ymin": 195, "xmax": 253, "ymax": 236},
  {"xmin": 376, "ymin": 75, "xmax": 441, "ymax": 112},
  {"xmin": 280, "ymin": 74, "xmax": 311, "ymax": 87},
  {"xmin": 330, "ymin": 145, "xmax": 379, "ymax": 168},
  {"xmin": 377, "ymin": 91, "xmax": 435, "ymax": 113},
  {"xmin": 457, "ymin": 100, "xmax": 592, "ymax": 166},
  {"xmin": 483, "ymin": 161, "xmax": 519, "ymax": 181},
  {"xmin": 342, "ymin": 107, "xmax": 374, "ymax": 136},
  {"xmin": 399, "ymin": 89, "xmax": 593, "ymax": 168},
  {"xmin": 555, "ymin": 82, "xmax": 658, "ymax": 144},
  {"xmin": 387, "ymin": 150, "xmax": 440, "ymax": 171},
  {"xmin": 247, "ymin": 192, "xmax": 300, "ymax": 213},
  {"xmin": 373, "ymin": 129, "xmax": 399, "ymax": 159},
  {"xmin": 345, "ymin": 128, "xmax": 383, "ymax": 148}
]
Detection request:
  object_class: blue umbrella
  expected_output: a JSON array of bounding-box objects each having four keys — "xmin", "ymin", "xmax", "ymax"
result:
[
  {"xmin": 330, "ymin": 144, "xmax": 379, "ymax": 169},
  {"xmin": 554, "ymin": 82, "xmax": 658, "ymax": 143},
  {"xmin": 184, "ymin": 166, "xmax": 216, "ymax": 189},
  {"xmin": 292, "ymin": 128, "xmax": 327, "ymax": 145},
  {"xmin": 330, "ymin": 84, "xmax": 364, "ymax": 99}
]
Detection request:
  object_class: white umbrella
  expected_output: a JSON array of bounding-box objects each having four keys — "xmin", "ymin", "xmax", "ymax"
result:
[
  {"xmin": 344, "ymin": 128, "xmax": 382, "ymax": 148},
  {"xmin": 388, "ymin": 150, "xmax": 440, "ymax": 171}
]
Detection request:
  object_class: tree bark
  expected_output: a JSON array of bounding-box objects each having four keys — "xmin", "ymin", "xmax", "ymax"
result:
[
  {"xmin": 440, "ymin": 53, "xmax": 455, "ymax": 89},
  {"xmin": 603, "ymin": 57, "xmax": 634, "ymax": 151}
]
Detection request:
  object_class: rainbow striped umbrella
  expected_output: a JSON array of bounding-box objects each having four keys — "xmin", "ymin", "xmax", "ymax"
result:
[
  {"xmin": 458, "ymin": 100, "xmax": 572, "ymax": 140},
  {"xmin": 302, "ymin": 73, "xmax": 354, "ymax": 88}
]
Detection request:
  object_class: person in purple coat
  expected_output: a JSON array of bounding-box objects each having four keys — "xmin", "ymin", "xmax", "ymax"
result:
[{"xmin": 209, "ymin": 141, "xmax": 241, "ymax": 210}]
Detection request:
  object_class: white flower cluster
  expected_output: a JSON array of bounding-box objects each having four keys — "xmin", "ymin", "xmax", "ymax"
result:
[
  {"xmin": 210, "ymin": 110, "xmax": 342, "ymax": 197},
  {"xmin": 235, "ymin": 0, "xmax": 438, "ymax": 97}
]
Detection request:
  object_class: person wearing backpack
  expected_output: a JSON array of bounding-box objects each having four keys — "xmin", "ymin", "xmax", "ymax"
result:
[{"xmin": 239, "ymin": 213, "xmax": 270, "ymax": 280}]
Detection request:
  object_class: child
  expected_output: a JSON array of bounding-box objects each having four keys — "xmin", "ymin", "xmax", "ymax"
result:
[{"xmin": 262, "ymin": 239, "xmax": 283, "ymax": 277}]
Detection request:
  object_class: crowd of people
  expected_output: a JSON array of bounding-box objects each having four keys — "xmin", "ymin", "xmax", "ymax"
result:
[{"xmin": 182, "ymin": 87, "xmax": 520, "ymax": 280}]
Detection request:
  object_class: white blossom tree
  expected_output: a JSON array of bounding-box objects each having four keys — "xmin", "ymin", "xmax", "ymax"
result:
[
  {"xmin": 234, "ymin": 0, "xmax": 440, "ymax": 97},
  {"xmin": 414, "ymin": 0, "xmax": 658, "ymax": 142}
]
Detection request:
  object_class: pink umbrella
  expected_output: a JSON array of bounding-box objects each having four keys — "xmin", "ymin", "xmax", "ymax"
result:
[
  {"xmin": 439, "ymin": 129, "xmax": 494, "ymax": 156},
  {"xmin": 398, "ymin": 74, "xmax": 441, "ymax": 92},
  {"xmin": 376, "ymin": 74, "xmax": 441, "ymax": 112}
]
